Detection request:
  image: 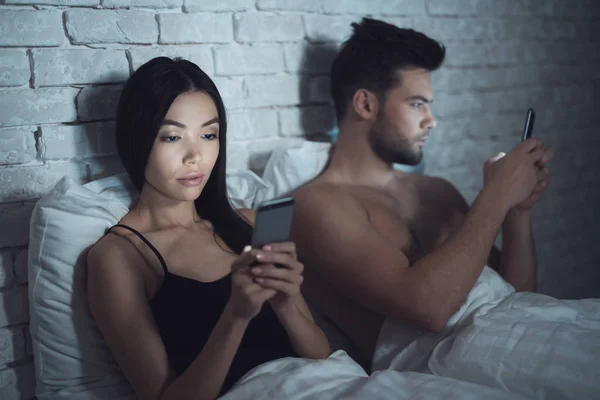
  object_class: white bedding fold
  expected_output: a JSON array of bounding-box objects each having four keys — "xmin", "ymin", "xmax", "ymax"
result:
[
  {"xmin": 221, "ymin": 350, "xmax": 526, "ymax": 400},
  {"xmin": 374, "ymin": 267, "xmax": 600, "ymax": 400}
]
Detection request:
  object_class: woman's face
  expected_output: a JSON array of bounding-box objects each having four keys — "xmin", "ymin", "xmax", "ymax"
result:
[{"xmin": 144, "ymin": 91, "xmax": 220, "ymax": 202}]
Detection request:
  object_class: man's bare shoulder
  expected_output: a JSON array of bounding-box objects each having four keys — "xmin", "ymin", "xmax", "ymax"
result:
[
  {"xmin": 294, "ymin": 179, "xmax": 361, "ymax": 215},
  {"xmin": 404, "ymin": 173, "xmax": 469, "ymax": 212}
]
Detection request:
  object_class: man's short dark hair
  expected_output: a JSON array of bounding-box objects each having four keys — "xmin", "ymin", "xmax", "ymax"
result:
[{"xmin": 331, "ymin": 18, "xmax": 446, "ymax": 122}]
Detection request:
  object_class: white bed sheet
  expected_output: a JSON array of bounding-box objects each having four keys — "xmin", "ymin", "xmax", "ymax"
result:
[
  {"xmin": 374, "ymin": 267, "xmax": 600, "ymax": 400},
  {"xmin": 221, "ymin": 350, "xmax": 526, "ymax": 400}
]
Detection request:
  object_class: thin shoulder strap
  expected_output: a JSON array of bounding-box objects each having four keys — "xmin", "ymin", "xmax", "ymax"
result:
[{"xmin": 107, "ymin": 224, "xmax": 169, "ymax": 274}]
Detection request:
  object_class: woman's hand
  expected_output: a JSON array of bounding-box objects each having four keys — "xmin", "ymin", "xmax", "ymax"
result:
[
  {"xmin": 249, "ymin": 242, "xmax": 331, "ymax": 359},
  {"xmin": 249, "ymin": 242, "xmax": 304, "ymax": 315},
  {"xmin": 227, "ymin": 246, "xmax": 277, "ymax": 320}
]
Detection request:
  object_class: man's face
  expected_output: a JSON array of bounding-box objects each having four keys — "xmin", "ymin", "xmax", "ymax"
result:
[{"xmin": 370, "ymin": 68, "xmax": 437, "ymax": 165}]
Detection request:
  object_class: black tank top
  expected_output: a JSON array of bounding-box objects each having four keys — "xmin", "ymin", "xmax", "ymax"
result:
[{"xmin": 107, "ymin": 224, "xmax": 298, "ymax": 395}]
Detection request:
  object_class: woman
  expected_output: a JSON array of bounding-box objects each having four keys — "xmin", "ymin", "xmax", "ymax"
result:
[{"xmin": 86, "ymin": 57, "xmax": 331, "ymax": 400}]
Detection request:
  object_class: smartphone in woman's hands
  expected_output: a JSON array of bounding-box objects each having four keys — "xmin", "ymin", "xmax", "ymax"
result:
[
  {"xmin": 251, "ymin": 196, "xmax": 294, "ymax": 248},
  {"xmin": 251, "ymin": 197, "xmax": 295, "ymax": 268}
]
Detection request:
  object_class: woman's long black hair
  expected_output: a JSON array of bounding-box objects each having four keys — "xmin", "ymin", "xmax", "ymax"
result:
[{"xmin": 115, "ymin": 56, "xmax": 251, "ymax": 254}]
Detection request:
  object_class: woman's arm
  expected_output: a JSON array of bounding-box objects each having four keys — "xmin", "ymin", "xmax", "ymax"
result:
[
  {"xmin": 275, "ymin": 294, "xmax": 332, "ymax": 359},
  {"xmin": 87, "ymin": 239, "xmax": 248, "ymax": 400}
]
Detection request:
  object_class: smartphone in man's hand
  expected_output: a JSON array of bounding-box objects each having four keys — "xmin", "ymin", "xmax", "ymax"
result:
[{"xmin": 522, "ymin": 108, "xmax": 535, "ymax": 142}]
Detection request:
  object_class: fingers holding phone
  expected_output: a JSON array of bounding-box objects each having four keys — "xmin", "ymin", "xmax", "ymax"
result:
[
  {"xmin": 248, "ymin": 197, "xmax": 305, "ymax": 312},
  {"xmin": 251, "ymin": 244, "xmax": 304, "ymax": 314},
  {"xmin": 228, "ymin": 246, "xmax": 277, "ymax": 320},
  {"xmin": 251, "ymin": 246, "xmax": 304, "ymax": 294}
]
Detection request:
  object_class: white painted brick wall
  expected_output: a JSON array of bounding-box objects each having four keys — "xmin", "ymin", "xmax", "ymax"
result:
[
  {"xmin": 65, "ymin": 10, "xmax": 159, "ymax": 45},
  {"xmin": 257, "ymin": 0, "xmax": 321, "ymax": 12},
  {"xmin": 234, "ymin": 13, "xmax": 305, "ymax": 42},
  {"xmin": 40, "ymin": 123, "xmax": 106, "ymax": 160},
  {"xmin": 159, "ymin": 13, "xmax": 234, "ymax": 44},
  {"xmin": 214, "ymin": 44, "xmax": 285, "ymax": 75},
  {"xmin": 76, "ymin": 85, "xmax": 123, "ymax": 121},
  {"xmin": 322, "ymin": 0, "xmax": 425, "ymax": 15},
  {"xmin": 0, "ymin": 162, "xmax": 87, "ymax": 201},
  {"xmin": 0, "ymin": 327, "xmax": 26, "ymax": 365},
  {"xmin": 0, "ymin": 287, "xmax": 29, "ymax": 327},
  {"xmin": 283, "ymin": 43, "xmax": 337, "ymax": 74},
  {"xmin": 0, "ymin": 50, "xmax": 30, "ymax": 87},
  {"xmin": 213, "ymin": 77, "xmax": 246, "ymax": 109},
  {"xmin": 0, "ymin": 10, "xmax": 64, "ymax": 47},
  {"xmin": 14, "ymin": 250, "xmax": 28, "ymax": 284},
  {"xmin": 245, "ymin": 75, "xmax": 302, "ymax": 107},
  {"xmin": 0, "ymin": 203, "xmax": 35, "ymax": 248},
  {"xmin": 5, "ymin": 0, "xmax": 96, "ymax": 5},
  {"xmin": 279, "ymin": 106, "xmax": 335, "ymax": 137},
  {"xmin": 304, "ymin": 15, "xmax": 356, "ymax": 42},
  {"xmin": 32, "ymin": 49, "xmax": 129, "ymax": 86},
  {"xmin": 0, "ymin": 250, "xmax": 15, "ymax": 288},
  {"xmin": 0, "ymin": 362, "xmax": 35, "ymax": 400},
  {"xmin": 228, "ymin": 109, "xmax": 279, "ymax": 140},
  {"xmin": 104, "ymin": 0, "xmax": 181, "ymax": 9},
  {"xmin": 0, "ymin": 1, "xmax": 598, "ymax": 398},
  {"xmin": 184, "ymin": 0, "xmax": 254, "ymax": 13},
  {"xmin": 0, "ymin": 88, "xmax": 79, "ymax": 127},
  {"xmin": 0, "ymin": 127, "xmax": 37, "ymax": 166},
  {"xmin": 129, "ymin": 46, "xmax": 214, "ymax": 74}
]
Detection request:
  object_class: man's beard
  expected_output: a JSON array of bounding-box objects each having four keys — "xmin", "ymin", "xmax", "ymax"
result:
[{"xmin": 370, "ymin": 127, "xmax": 423, "ymax": 166}]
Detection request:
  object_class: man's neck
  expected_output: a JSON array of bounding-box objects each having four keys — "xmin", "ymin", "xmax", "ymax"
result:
[{"xmin": 326, "ymin": 121, "xmax": 397, "ymax": 188}]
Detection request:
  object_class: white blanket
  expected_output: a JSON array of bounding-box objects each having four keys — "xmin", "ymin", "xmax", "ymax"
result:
[
  {"xmin": 223, "ymin": 267, "xmax": 599, "ymax": 399},
  {"xmin": 221, "ymin": 350, "xmax": 526, "ymax": 400},
  {"xmin": 374, "ymin": 267, "xmax": 600, "ymax": 400}
]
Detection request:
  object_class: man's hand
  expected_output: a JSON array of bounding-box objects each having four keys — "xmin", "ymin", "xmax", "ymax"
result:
[
  {"xmin": 514, "ymin": 145, "xmax": 553, "ymax": 211},
  {"xmin": 483, "ymin": 139, "xmax": 553, "ymax": 212}
]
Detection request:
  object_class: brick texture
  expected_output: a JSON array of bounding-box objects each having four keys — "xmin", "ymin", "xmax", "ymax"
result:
[
  {"xmin": 0, "ymin": 50, "xmax": 30, "ymax": 87},
  {"xmin": 32, "ymin": 49, "xmax": 129, "ymax": 86},
  {"xmin": 0, "ymin": 88, "xmax": 79, "ymax": 127},
  {"xmin": 214, "ymin": 44, "xmax": 284, "ymax": 76},
  {"xmin": 0, "ymin": 2, "xmax": 599, "ymax": 396},
  {"xmin": 184, "ymin": 0, "xmax": 254, "ymax": 12},
  {"xmin": 0, "ymin": 10, "xmax": 64, "ymax": 47},
  {"xmin": 65, "ymin": 10, "xmax": 158, "ymax": 45},
  {"xmin": 159, "ymin": 13, "xmax": 234, "ymax": 44}
]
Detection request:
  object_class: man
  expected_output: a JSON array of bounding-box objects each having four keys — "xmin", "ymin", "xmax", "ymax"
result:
[{"xmin": 291, "ymin": 18, "xmax": 600, "ymax": 398}]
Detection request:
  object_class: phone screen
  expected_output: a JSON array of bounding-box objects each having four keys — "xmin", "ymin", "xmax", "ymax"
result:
[
  {"xmin": 522, "ymin": 108, "xmax": 535, "ymax": 141},
  {"xmin": 251, "ymin": 197, "xmax": 294, "ymax": 248}
]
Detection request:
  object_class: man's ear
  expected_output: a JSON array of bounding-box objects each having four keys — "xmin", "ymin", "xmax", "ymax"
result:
[{"xmin": 352, "ymin": 89, "xmax": 380, "ymax": 120}]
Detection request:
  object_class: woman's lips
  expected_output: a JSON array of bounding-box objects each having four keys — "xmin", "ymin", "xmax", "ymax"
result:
[{"xmin": 177, "ymin": 173, "xmax": 205, "ymax": 186}]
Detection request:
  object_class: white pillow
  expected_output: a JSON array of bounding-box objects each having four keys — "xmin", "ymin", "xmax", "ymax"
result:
[
  {"xmin": 254, "ymin": 140, "xmax": 332, "ymax": 206},
  {"xmin": 28, "ymin": 170, "xmax": 268, "ymax": 400}
]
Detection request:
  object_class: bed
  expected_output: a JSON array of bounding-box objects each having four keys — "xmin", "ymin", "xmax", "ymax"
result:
[{"xmin": 27, "ymin": 140, "xmax": 600, "ymax": 400}]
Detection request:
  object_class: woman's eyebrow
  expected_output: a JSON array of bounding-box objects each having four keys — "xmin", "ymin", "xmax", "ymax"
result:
[
  {"xmin": 201, "ymin": 117, "xmax": 219, "ymax": 127},
  {"xmin": 160, "ymin": 117, "xmax": 219, "ymax": 129},
  {"xmin": 160, "ymin": 119, "xmax": 186, "ymax": 128}
]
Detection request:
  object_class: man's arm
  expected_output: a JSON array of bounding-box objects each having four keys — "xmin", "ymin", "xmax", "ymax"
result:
[
  {"xmin": 293, "ymin": 185, "xmax": 509, "ymax": 333},
  {"xmin": 452, "ymin": 191, "xmax": 537, "ymax": 291},
  {"xmin": 442, "ymin": 181, "xmax": 502, "ymax": 272},
  {"xmin": 444, "ymin": 181, "xmax": 536, "ymax": 286},
  {"xmin": 496, "ymin": 209, "xmax": 537, "ymax": 292}
]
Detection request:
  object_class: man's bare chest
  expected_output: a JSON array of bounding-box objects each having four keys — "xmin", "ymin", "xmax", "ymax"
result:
[{"xmin": 359, "ymin": 184, "xmax": 464, "ymax": 263}]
